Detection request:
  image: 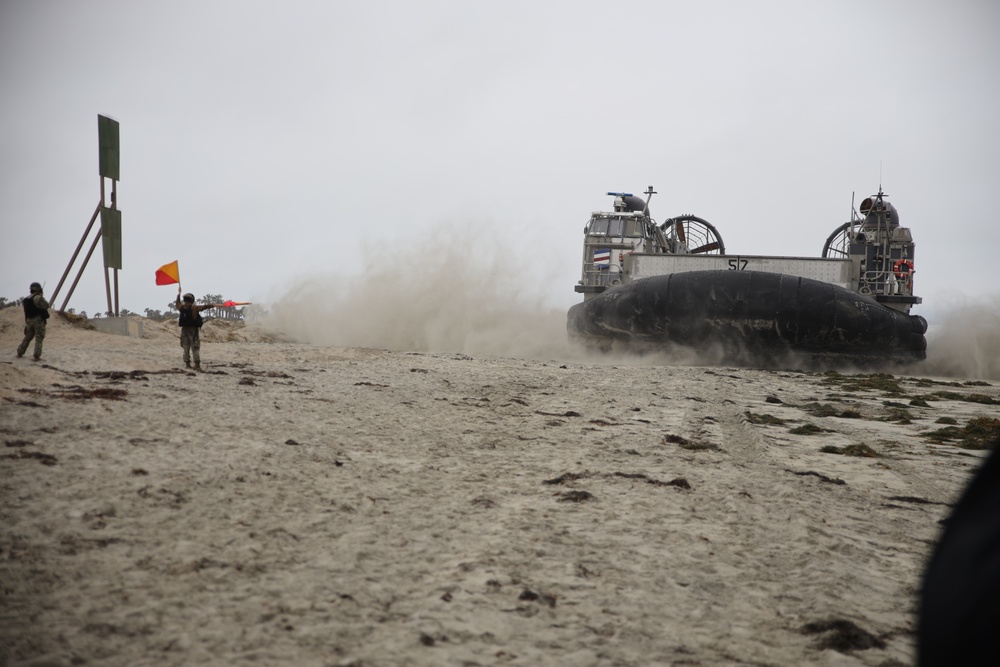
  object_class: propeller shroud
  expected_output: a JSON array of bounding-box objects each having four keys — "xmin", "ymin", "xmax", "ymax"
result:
[{"xmin": 662, "ymin": 215, "xmax": 726, "ymax": 255}]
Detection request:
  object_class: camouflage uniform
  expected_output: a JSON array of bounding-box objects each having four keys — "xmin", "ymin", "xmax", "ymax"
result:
[
  {"xmin": 17, "ymin": 290, "xmax": 50, "ymax": 361},
  {"xmin": 179, "ymin": 320, "xmax": 201, "ymax": 367},
  {"xmin": 176, "ymin": 295, "xmax": 221, "ymax": 371}
]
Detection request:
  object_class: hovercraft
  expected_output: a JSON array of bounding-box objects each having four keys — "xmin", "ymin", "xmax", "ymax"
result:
[{"xmin": 567, "ymin": 186, "xmax": 927, "ymax": 366}]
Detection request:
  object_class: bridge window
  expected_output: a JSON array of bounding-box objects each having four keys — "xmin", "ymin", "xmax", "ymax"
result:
[
  {"xmin": 588, "ymin": 218, "xmax": 609, "ymax": 235},
  {"xmin": 624, "ymin": 218, "xmax": 644, "ymax": 237},
  {"xmin": 588, "ymin": 216, "xmax": 642, "ymax": 237}
]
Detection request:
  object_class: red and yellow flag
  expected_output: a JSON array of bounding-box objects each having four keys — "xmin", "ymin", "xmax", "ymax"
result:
[{"xmin": 155, "ymin": 261, "xmax": 180, "ymax": 286}]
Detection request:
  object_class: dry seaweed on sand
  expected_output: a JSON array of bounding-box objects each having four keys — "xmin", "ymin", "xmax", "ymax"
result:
[
  {"xmin": 923, "ymin": 416, "xmax": 1000, "ymax": 450},
  {"xmin": 820, "ymin": 444, "xmax": 879, "ymax": 458},
  {"xmin": 1, "ymin": 449, "xmax": 58, "ymax": 465},
  {"xmin": 745, "ymin": 411, "xmax": 787, "ymax": 425},
  {"xmin": 786, "ymin": 470, "xmax": 846, "ymax": 485},
  {"xmin": 52, "ymin": 386, "xmax": 129, "ymax": 401},
  {"xmin": 818, "ymin": 372, "xmax": 906, "ymax": 396},
  {"xmin": 543, "ymin": 471, "xmax": 592, "ymax": 485},
  {"xmin": 925, "ymin": 390, "xmax": 999, "ymax": 405},
  {"xmin": 877, "ymin": 406, "xmax": 914, "ymax": 424},
  {"xmin": 885, "ymin": 495, "xmax": 950, "ymax": 506},
  {"xmin": 800, "ymin": 618, "xmax": 886, "ymax": 652},
  {"xmin": 612, "ymin": 472, "xmax": 692, "ymax": 489},
  {"xmin": 677, "ymin": 441, "xmax": 721, "ymax": 452},
  {"xmin": 556, "ymin": 490, "xmax": 595, "ymax": 502},
  {"xmin": 799, "ymin": 402, "xmax": 864, "ymax": 419},
  {"xmin": 789, "ymin": 423, "xmax": 830, "ymax": 435},
  {"xmin": 801, "ymin": 402, "xmax": 839, "ymax": 417}
]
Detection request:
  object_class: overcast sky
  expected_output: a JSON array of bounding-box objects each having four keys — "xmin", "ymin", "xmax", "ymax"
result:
[{"xmin": 2, "ymin": 0, "xmax": 998, "ymax": 324}]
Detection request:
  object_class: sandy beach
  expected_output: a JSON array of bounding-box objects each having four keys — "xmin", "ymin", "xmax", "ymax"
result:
[{"xmin": 2, "ymin": 306, "xmax": 998, "ymax": 666}]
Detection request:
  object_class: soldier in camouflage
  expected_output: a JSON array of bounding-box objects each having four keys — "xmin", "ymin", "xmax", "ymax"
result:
[
  {"xmin": 17, "ymin": 282, "xmax": 50, "ymax": 361},
  {"xmin": 176, "ymin": 291, "xmax": 224, "ymax": 371}
]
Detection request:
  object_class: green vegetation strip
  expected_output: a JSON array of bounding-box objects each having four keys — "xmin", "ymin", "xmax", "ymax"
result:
[{"xmin": 924, "ymin": 417, "xmax": 1000, "ymax": 450}]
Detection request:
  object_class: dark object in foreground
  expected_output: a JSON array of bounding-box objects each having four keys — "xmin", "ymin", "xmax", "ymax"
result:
[
  {"xmin": 918, "ymin": 442, "xmax": 1000, "ymax": 666},
  {"xmin": 568, "ymin": 270, "xmax": 927, "ymax": 367}
]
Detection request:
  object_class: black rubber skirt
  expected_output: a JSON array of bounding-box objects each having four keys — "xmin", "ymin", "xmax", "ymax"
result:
[{"xmin": 567, "ymin": 270, "xmax": 927, "ymax": 365}]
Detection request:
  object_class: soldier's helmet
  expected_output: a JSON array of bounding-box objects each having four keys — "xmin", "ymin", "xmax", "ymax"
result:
[
  {"xmin": 29, "ymin": 282, "xmax": 42, "ymax": 294},
  {"xmin": 182, "ymin": 293, "xmax": 195, "ymax": 303}
]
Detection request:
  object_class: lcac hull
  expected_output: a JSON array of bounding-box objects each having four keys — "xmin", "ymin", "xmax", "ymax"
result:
[{"xmin": 567, "ymin": 270, "xmax": 927, "ymax": 365}]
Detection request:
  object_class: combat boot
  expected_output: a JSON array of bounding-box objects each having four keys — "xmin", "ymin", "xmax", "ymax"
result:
[{"xmin": 194, "ymin": 363, "xmax": 203, "ymax": 372}]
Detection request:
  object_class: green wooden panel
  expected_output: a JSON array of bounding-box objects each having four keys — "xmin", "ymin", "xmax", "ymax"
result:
[
  {"xmin": 98, "ymin": 115, "xmax": 120, "ymax": 180},
  {"xmin": 101, "ymin": 207, "xmax": 122, "ymax": 269}
]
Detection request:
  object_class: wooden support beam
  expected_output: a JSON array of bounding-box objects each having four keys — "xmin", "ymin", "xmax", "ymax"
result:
[
  {"xmin": 60, "ymin": 228, "xmax": 103, "ymax": 313},
  {"xmin": 50, "ymin": 201, "xmax": 101, "ymax": 308}
]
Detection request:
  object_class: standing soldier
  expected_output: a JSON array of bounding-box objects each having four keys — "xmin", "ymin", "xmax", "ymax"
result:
[
  {"xmin": 176, "ymin": 291, "xmax": 224, "ymax": 371},
  {"xmin": 17, "ymin": 282, "xmax": 50, "ymax": 361}
]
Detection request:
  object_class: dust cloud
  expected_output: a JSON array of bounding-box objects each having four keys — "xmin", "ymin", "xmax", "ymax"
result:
[
  {"xmin": 922, "ymin": 296, "xmax": 1000, "ymax": 380},
  {"xmin": 260, "ymin": 223, "xmax": 582, "ymax": 361}
]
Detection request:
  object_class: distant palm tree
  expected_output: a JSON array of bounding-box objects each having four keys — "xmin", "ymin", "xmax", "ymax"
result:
[{"xmin": 199, "ymin": 294, "xmax": 224, "ymax": 318}]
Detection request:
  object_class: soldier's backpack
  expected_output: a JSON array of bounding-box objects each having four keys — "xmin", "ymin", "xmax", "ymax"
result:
[
  {"xmin": 23, "ymin": 295, "xmax": 49, "ymax": 321},
  {"xmin": 178, "ymin": 307, "xmax": 203, "ymax": 328}
]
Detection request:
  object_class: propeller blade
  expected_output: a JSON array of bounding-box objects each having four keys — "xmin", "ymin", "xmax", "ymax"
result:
[
  {"xmin": 690, "ymin": 242, "xmax": 720, "ymax": 254},
  {"xmin": 675, "ymin": 220, "xmax": 686, "ymax": 244}
]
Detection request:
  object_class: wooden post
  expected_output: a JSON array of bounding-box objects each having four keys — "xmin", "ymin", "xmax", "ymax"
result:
[
  {"xmin": 104, "ymin": 266, "xmax": 113, "ymax": 317},
  {"xmin": 111, "ymin": 178, "xmax": 119, "ymax": 316},
  {"xmin": 61, "ymin": 229, "xmax": 104, "ymax": 313},
  {"xmin": 50, "ymin": 201, "xmax": 102, "ymax": 308}
]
